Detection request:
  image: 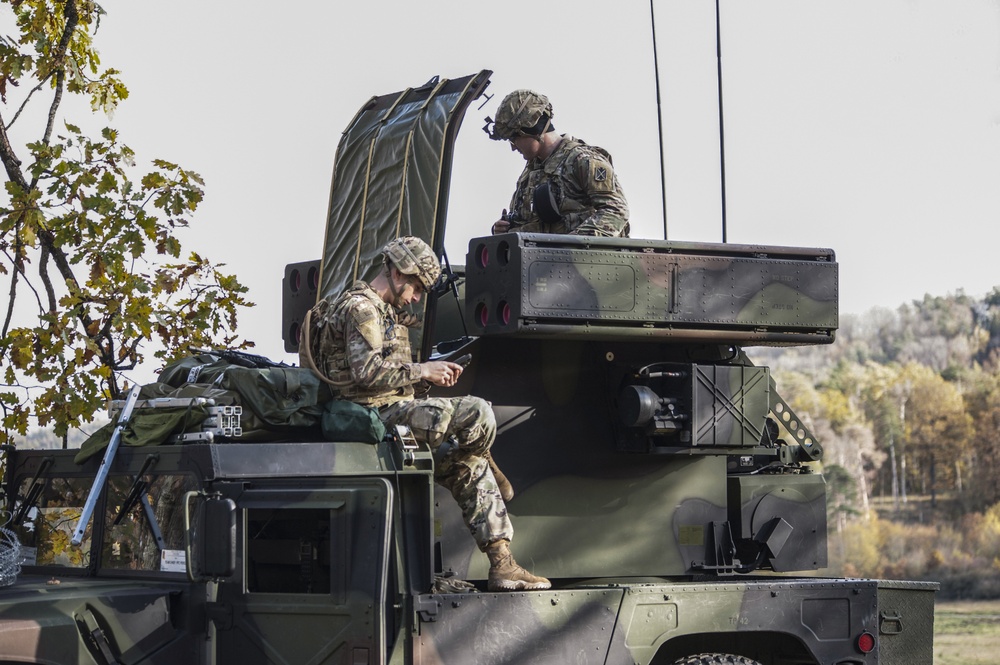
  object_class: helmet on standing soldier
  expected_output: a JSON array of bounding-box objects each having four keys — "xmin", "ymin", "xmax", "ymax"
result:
[{"xmin": 485, "ymin": 89, "xmax": 554, "ymax": 141}]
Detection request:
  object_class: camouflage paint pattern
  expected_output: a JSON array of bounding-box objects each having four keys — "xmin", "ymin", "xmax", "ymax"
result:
[
  {"xmin": 412, "ymin": 579, "xmax": 936, "ymax": 665},
  {"xmin": 465, "ymin": 233, "xmax": 838, "ymax": 345},
  {"xmin": 427, "ymin": 336, "xmax": 828, "ymax": 581},
  {"xmin": 0, "ymin": 440, "xmax": 936, "ymax": 665}
]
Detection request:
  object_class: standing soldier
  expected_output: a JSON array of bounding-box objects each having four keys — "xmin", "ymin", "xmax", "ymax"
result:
[
  {"xmin": 303, "ymin": 236, "xmax": 551, "ymax": 592},
  {"xmin": 486, "ymin": 89, "xmax": 630, "ymax": 237}
]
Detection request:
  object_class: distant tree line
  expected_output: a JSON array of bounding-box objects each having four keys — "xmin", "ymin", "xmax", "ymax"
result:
[
  {"xmin": 753, "ymin": 287, "xmax": 1000, "ymax": 515},
  {"xmin": 751, "ymin": 288, "xmax": 1000, "ymax": 597}
]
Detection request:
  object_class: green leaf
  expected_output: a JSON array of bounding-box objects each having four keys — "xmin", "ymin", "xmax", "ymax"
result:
[{"xmin": 0, "ymin": 1, "xmax": 254, "ymax": 442}]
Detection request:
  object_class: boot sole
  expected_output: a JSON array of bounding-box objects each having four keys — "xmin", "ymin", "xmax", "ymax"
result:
[{"xmin": 488, "ymin": 580, "xmax": 552, "ymax": 591}]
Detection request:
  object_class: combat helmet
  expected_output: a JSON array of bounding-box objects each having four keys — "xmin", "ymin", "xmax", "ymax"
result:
[
  {"xmin": 485, "ymin": 89, "xmax": 554, "ymax": 141},
  {"xmin": 383, "ymin": 236, "xmax": 441, "ymax": 290}
]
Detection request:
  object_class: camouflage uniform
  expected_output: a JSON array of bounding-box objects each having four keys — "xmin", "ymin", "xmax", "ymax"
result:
[
  {"xmin": 507, "ymin": 135, "xmax": 629, "ymax": 237},
  {"xmin": 487, "ymin": 89, "xmax": 629, "ymax": 237},
  {"xmin": 308, "ymin": 280, "xmax": 513, "ymax": 550}
]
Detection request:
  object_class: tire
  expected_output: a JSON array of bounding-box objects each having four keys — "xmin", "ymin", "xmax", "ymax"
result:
[{"xmin": 672, "ymin": 654, "xmax": 763, "ymax": 665}]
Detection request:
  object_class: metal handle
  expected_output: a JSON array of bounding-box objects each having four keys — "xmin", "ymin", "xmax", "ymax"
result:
[{"xmin": 71, "ymin": 384, "xmax": 141, "ymax": 547}]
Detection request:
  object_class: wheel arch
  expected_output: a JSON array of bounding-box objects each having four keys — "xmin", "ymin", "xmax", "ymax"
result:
[{"xmin": 650, "ymin": 630, "xmax": 817, "ymax": 665}]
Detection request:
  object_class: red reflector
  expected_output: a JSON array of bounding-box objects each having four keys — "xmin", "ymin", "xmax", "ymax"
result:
[
  {"xmin": 498, "ymin": 301, "xmax": 511, "ymax": 325},
  {"xmin": 857, "ymin": 632, "xmax": 876, "ymax": 654}
]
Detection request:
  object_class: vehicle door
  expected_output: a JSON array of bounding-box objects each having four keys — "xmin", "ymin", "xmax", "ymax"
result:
[{"xmin": 213, "ymin": 478, "xmax": 393, "ymax": 665}]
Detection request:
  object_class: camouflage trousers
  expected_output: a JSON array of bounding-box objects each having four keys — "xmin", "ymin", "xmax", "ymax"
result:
[{"xmin": 382, "ymin": 395, "xmax": 513, "ymax": 550}]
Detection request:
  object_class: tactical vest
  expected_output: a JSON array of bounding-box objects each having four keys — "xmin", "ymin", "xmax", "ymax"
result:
[
  {"xmin": 307, "ymin": 282, "xmax": 416, "ymax": 409},
  {"xmin": 509, "ymin": 136, "xmax": 612, "ymax": 233}
]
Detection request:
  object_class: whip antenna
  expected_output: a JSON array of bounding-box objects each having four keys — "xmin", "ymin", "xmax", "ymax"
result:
[
  {"xmin": 716, "ymin": 0, "xmax": 729, "ymax": 242},
  {"xmin": 650, "ymin": 0, "xmax": 668, "ymax": 239}
]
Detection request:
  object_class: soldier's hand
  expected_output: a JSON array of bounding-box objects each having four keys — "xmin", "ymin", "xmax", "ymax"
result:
[
  {"xmin": 491, "ymin": 219, "xmax": 511, "ymax": 235},
  {"xmin": 420, "ymin": 360, "xmax": 464, "ymax": 387}
]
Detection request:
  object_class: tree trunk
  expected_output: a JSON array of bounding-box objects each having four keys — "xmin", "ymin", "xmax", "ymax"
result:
[
  {"xmin": 901, "ymin": 453, "xmax": 908, "ymax": 504},
  {"xmin": 890, "ymin": 436, "xmax": 899, "ymax": 512},
  {"xmin": 929, "ymin": 455, "xmax": 936, "ymax": 509},
  {"xmin": 858, "ymin": 447, "xmax": 871, "ymax": 519}
]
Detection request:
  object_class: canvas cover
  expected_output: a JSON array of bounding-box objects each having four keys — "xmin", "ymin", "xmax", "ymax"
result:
[{"xmin": 317, "ymin": 70, "xmax": 492, "ymax": 356}]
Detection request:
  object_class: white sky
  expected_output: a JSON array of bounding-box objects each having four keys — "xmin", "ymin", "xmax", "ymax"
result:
[{"xmin": 8, "ymin": 0, "xmax": 1000, "ymax": 368}]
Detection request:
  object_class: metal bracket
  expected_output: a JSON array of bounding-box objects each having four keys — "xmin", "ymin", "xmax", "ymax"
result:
[
  {"xmin": 77, "ymin": 607, "xmax": 122, "ymax": 665},
  {"xmin": 691, "ymin": 521, "xmax": 747, "ymax": 576},
  {"xmin": 12, "ymin": 456, "xmax": 53, "ymax": 526},
  {"xmin": 207, "ymin": 602, "xmax": 234, "ymax": 631},
  {"xmin": 414, "ymin": 595, "xmax": 442, "ymax": 622},
  {"xmin": 769, "ymin": 384, "xmax": 823, "ymax": 462},
  {"xmin": 392, "ymin": 425, "xmax": 418, "ymax": 466}
]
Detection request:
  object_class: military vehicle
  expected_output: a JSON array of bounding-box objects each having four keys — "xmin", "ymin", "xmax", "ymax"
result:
[{"xmin": 0, "ymin": 70, "xmax": 936, "ymax": 664}]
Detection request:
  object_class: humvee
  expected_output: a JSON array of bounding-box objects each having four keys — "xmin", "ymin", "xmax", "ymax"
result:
[{"xmin": 0, "ymin": 70, "xmax": 935, "ymax": 664}]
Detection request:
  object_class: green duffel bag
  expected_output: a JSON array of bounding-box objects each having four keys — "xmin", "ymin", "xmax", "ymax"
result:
[
  {"xmin": 159, "ymin": 354, "xmax": 331, "ymax": 432},
  {"xmin": 320, "ymin": 400, "xmax": 385, "ymax": 444}
]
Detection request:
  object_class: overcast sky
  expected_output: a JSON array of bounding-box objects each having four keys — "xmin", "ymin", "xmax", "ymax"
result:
[{"xmin": 10, "ymin": 0, "xmax": 1000, "ymax": 366}]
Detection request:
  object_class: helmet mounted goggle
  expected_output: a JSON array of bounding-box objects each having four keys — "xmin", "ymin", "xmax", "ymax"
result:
[{"xmin": 483, "ymin": 90, "xmax": 553, "ymax": 142}]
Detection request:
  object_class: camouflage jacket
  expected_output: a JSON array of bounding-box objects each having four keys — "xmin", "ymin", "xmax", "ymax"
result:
[
  {"xmin": 306, "ymin": 281, "xmax": 421, "ymax": 408},
  {"xmin": 507, "ymin": 135, "xmax": 629, "ymax": 237}
]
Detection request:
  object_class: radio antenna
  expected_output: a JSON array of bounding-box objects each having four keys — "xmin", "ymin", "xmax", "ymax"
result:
[
  {"xmin": 716, "ymin": 0, "xmax": 729, "ymax": 242},
  {"xmin": 649, "ymin": 0, "xmax": 668, "ymax": 239}
]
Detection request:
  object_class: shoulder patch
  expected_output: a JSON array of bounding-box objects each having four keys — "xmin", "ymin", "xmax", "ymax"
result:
[
  {"xmin": 351, "ymin": 304, "xmax": 377, "ymax": 326},
  {"xmin": 589, "ymin": 158, "xmax": 615, "ymax": 193},
  {"xmin": 347, "ymin": 299, "xmax": 382, "ymax": 350}
]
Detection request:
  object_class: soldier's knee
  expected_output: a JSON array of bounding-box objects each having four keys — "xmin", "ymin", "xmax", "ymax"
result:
[
  {"xmin": 470, "ymin": 397, "xmax": 496, "ymax": 430},
  {"xmin": 452, "ymin": 396, "xmax": 496, "ymax": 449}
]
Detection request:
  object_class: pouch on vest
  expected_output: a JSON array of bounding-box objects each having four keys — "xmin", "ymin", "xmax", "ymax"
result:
[
  {"xmin": 321, "ymin": 400, "xmax": 386, "ymax": 444},
  {"xmin": 532, "ymin": 181, "xmax": 562, "ymax": 224}
]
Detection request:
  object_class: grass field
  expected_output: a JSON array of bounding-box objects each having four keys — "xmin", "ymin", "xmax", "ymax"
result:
[{"xmin": 934, "ymin": 600, "xmax": 1000, "ymax": 665}]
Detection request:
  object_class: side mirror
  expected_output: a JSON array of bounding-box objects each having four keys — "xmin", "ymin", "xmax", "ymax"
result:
[{"xmin": 184, "ymin": 492, "xmax": 236, "ymax": 581}]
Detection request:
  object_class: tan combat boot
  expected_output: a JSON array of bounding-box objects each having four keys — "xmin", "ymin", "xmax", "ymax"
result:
[
  {"xmin": 486, "ymin": 539, "xmax": 551, "ymax": 591},
  {"xmin": 486, "ymin": 453, "xmax": 514, "ymax": 503}
]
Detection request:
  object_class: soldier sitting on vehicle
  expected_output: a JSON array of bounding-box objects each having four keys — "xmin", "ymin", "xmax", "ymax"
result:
[
  {"xmin": 302, "ymin": 236, "xmax": 551, "ymax": 592},
  {"xmin": 485, "ymin": 89, "xmax": 630, "ymax": 237}
]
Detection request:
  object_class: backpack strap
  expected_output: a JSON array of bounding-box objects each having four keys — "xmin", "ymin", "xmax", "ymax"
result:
[{"xmin": 300, "ymin": 307, "xmax": 352, "ymax": 387}]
